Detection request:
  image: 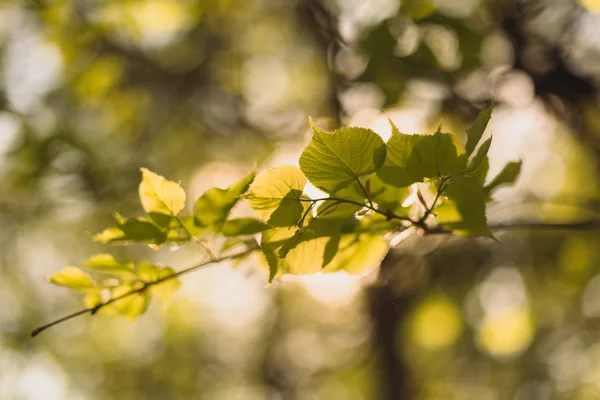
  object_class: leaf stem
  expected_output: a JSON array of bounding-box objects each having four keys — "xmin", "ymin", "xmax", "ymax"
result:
[
  {"xmin": 299, "ymin": 197, "xmax": 412, "ymax": 223},
  {"xmin": 31, "ymin": 246, "xmax": 258, "ymax": 337},
  {"xmin": 419, "ymin": 177, "xmax": 450, "ymax": 225}
]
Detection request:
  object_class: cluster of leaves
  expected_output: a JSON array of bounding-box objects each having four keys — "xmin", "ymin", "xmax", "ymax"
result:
[{"xmin": 44, "ymin": 103, "xmax": 521, "ymax": 328}]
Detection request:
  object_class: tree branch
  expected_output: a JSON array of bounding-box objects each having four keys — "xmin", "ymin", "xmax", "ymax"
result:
[{"xmin": 31, "ymin": 246, "xmax": 258, "ymax": 337}]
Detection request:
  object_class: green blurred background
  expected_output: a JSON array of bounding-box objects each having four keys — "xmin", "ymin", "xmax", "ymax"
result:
[{"xmin": 3, "ymin": 0, "xmax": 600, "ymax": 398}]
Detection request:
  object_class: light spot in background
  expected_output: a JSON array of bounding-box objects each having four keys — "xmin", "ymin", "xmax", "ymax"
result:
[
  {"xmin": 15, "ymin": 355, "xmax": 68, "ymax": 400},
  {"xmin": 349, "ymin": 106, "xmax": 430, "ymax": 142},
  {"xmin": 579, "ymin": 0, "xmax": 600, "ymax": 13},
  {"xmin": 243, "ymin": 57, "xmax": 290, "ymax": 108},
  {"xmin": 0, "ymin": 112, "xmax": 20, "ymax": 165},
  {"xmin": 481, "ymin": 33, "xmax": 515, "ymax": 69},
  {"xmin": 545, "ymin": 335, "xmax": 590, "ymax": 393},
  {"xmin": 479, "ymin": 267, "xmax": 527, "ymax": 316},
  {"xmin": 477, "ymin": 308, "xmax": 534, "ymax": 359},
  {"xmin": 98, "ymin": 0, "xmax": 192, "ymax": 48},
  {"xmin": 434, "ymin": 0, "xmax": 477, "ymax": 18},
  {"xmin": 180, "ymin": 260, "xmax": 271, "ymax": 330},
  {"xmin": 581, "ymin": 274, "xmax": 600, "ymax": 318},
  {"xmin": 336, "ymin": 0, "xmax": 400, "ymax": 41},
  {"xmin": 284, "ymin": 273, "xmax": 361, "ymax": 306},
  {"xmin": 3, "ymin": 16, "xmax": 63, "ymax": 113},
  {"xmin": 476, "ymin": 268, "xmax": 534, "ymax": 359},
  {"xmin": 424, "ymin": 25, "xmax": 462, "ymax": 71},
  {"xmin": 494, "ymin": 70, "xmax": 535, "ymax": 107},
  {"xmin": 408, "ymin": 294, "xmax": 463, "ymax": 350}
]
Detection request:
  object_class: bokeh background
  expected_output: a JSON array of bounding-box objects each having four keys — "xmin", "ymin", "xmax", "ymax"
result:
[{"xmin": 3, "ymin": 0, "xmax": 600, "ymax": 399}]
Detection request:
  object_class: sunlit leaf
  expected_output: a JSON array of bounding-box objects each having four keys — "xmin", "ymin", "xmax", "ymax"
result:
[
  {"xmin": 378, "ymin": 121, "xmax": 465, "ymax": 187},
  {"xmin": 194, "ymin": 172, "xmax": 255, "ymax": 226},
  {"xmin": 139, "ymin": 168, "xmax": 186, "ymax": 216},
  {"xmin": 368, "ymin": 174, "xmax": 412, "ymax": 216},
  {"xmin": 299, "ymin": 123, "xmax": 386, "ymax": 193},
  {"xmin": 221, "ymin": 218, "xmax": 270, "ymax": 237},
  {"xmin": 245, "ymin": 165, "xmax": 308, "ymax": 227},
  {"xmin": 81, "ymin": 253, "xmax": 137, "ymax": 278},
  {"xmin": 465, "ymin": 101, "xmax": 494, "ymax": 157},
  {"xmin": 93, "ymin": 217, "xmax": 166, "ymax": 245},
  {"xmin": 136, "ymin": 262, "xmax": 181, "ymax": 301},
  {"xmin": 50, "ymin": 267, "xmax": 96, "ymax": 289},
  {"xmin": 110, "ymin": 282, "xmax": 148, "ymax": 320},
  {"xmin": 467, "ymin": 137, "xmax": 492, "ymax": 172},
  {"xmin": 485, "ymin": 160, "xmax": 522, "ymax": 193},
  {"xmin": 316, "ymin": 182, "xmax": 366, "ymax": 220},
  {"xmin": 323, "ymin": 233, "xmax": 389, "ymax": 275},
  {"xmin": 261, "ymin": 219, "xmax": 340, "ymax": 281},
  {"xmin": 436, "ymin": 176, "xmax": 496, "ymax": 239}
]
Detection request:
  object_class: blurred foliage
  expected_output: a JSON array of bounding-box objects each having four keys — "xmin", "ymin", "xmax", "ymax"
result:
[{"xmin": 4, "ymin": 0, "xmax": 600, "ymax": 399}]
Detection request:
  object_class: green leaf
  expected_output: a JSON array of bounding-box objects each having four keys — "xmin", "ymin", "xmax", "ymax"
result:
[
  {"xmin": 261, "ymin": 219, "xmax": 341, "ymax": 281},
  {"xmin": 93, "ymin": 217, "xmax": 166, "ymax": 245},
  {"xmin": 377, "ymin": 122, "xmax": 465, "ymax": 187},
  {"xmin": 299, "ymin": 124, "xmax": 386, "ymax": 193},
  {"xmin": 467, "ymin": 137, "xmax": 492, "ymax": 172},
  {"xmin": 139, "ymin": 168, "xmax": 186, "ymax": 216},
  {"xmin": 278, "ymin": 229, "xmax": 302, "ymax": 258},
  {"xmin": 165, "ymin": 216, "xmax": 205, "ymax": 242},
  {"xmin": 221, "ymin": 218, "xmax": 270, "ymax": 237},
  {"xmin": 465, "ymin": 101, "xmax": 495, "ymax": 157},
  {"xmin": 245, "ymin": 165, "xmax": 308, "ymax": 227},
  {"xmin": 194, "ymin": 172, "xmax": 255, "ymax": 226},
  {"xmin": 136, "ymin": 262, "xmax": 181, "ymax": 301},
  {"xmin": 368, "ymin": 175, "xmax": 412, "ymax": 216},
  {"xmin": 485, "ymin": 160, "xmax": 522, "ymax": 193},
  {"xmin": 316, "ymin": 182, "xmax": 366, "ymax": 220},
  {"xmin": 323, "ymin": 233, "xmax": 389, "ymax": 275},
  {"xmin": 470, "ymin": 156, "xmax": 489, "ymax": 186},
  {"xmin": 80, "ymin": 254, "xmax": 137, "ymax": 278},
  {"xmin": 50, "ymin": 267, "xmax": 96, "ymax": 289},
  {"xmin": 436, "ymin": 176, "xmax": 496, "ymax": 239},
  {"xmin": 110, "ymin": 283, "xmax": 148, "ymax": 320}
]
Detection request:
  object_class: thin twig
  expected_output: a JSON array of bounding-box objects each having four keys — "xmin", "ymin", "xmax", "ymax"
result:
[{"xmin": 31, "ymin": 246, "xmax": 258, "ymax": 337}]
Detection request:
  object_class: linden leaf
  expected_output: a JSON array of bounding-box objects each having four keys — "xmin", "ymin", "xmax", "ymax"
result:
[
  {"xmin": 194, "ymin": 172, "xmax": 255, "ymax": 227},
  {"xmin": 299, "ymin": 124, "xmax": 386, "ymax": 193},
  {"xmin": 245, "ymin": 165, "xmax": 308, "ymax": 227},
  {"xmin": 50, "ymin": 267, "xmax": 96, "ymax": 289},
  {"xmin": 139, "ymin": 168, "xmax": 186, "ymax": 216}
]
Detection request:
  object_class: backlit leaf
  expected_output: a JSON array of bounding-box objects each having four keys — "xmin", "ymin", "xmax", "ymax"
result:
[
  {"xmin": 378, "ymin": 121, "xmax": 465, "ymax": 187},
  {"xmin": 221, "ymin": 218, "xmax": 270, "ymax": 237},
  {"xmin": 467, "ymin": 137, "xmax": 492, "ymax": 172},
  {"xmin": 323, "ymin": 233, "xmax": 389, "ymax": 275},
  {"xmin": 50, "ymin": 267, "xmax": 96, "ymax": 289},
  {"xmin": 139, "ymin": 168, "xmax": 186, "ymax": 216},
  {"xmin": 261, "ymin": 219, "xmax": 340, "ymax": 281},
  {"xmin": 194, "ymin": 172, "xmax": 255, "ymax": 226},
  {"xmin": 465, "ymin": 101, "xmax": 494, "ymax": 157},
  {"xmin": 136, "ymin": 262, "xmax": 181, "ymax": 301},
  {"xmin": 436, "ymin": 176, "xmax": 496, "ymax": 239},
  {"xmin": 299, "ymin": 124, "xmax": 386, "ymax": 193},
  {"xmin": 245, "ymin": 165, "xmax": 308, "ymax": 227},
  {"xmin": 485, "ymin": 160, "xmax": 522, "ymax": 193},
  {"xmin": 93, "ymin": 217, "xmax": 166, "ymax": 245}
]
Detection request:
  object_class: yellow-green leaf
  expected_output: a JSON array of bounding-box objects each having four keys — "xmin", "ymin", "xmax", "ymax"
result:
[
  {"xmin": 299, "ymin": 124, "xmax": 386, "ymax": 193},
  {"xmin": 194, "ymin": 172, "xmax": 255, "ymax": 226},
  {"xmin": 139, "ymin": 168, "xmax": 186, "ymax": 216},
  {"xmin": 221, "ymin": 218, "xmax": 270, "ymax": 237},
  {"xmin": 465, "ymin": 101, "xmax": 495, "ymax": 157},
  {"xmin": 136, "ymin": 262, "xmax": 181, "ymax": 301},
  {"xmin": 50, "ymin": 267, "xmax": 96, "ymax": 289},
  {"xmin": 245, "ymin": 165, "xmax": 308, "ymax": 227}
]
